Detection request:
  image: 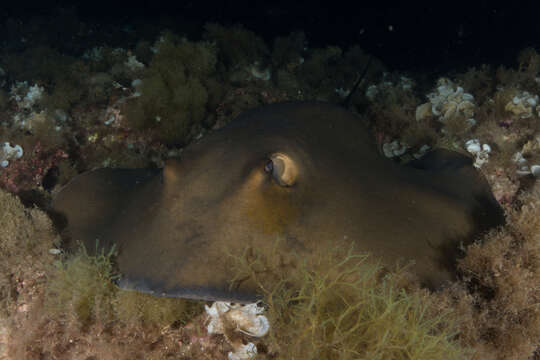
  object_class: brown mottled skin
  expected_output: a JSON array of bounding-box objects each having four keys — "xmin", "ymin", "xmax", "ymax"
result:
[{"xmin": 52, "ymin": 102, "xmax": 504, "ymax": 302}]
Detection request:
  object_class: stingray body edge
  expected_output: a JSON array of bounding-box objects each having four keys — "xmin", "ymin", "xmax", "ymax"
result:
[{"xmin": 52, "ymin": 101, "xmax": 504, "ymax": 302}]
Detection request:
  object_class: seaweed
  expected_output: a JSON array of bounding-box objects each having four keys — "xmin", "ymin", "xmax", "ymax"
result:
[
  {"xmin": 1, "ymin": 46, "xmax": 76, "ymax": 85},
  {"xmin": 0, "ymin": 89, "xmax": 8, "ymax": 110},
  {"xmin": 1, "ymin": 46, "xmax": 92, "ymax": 113},
  {"xmin": 517, "ymin": 47, "xmax": 540, "ymax": 79},
  {"xmin": 122, "ymin": 34, "xmax": 221, "ymax": 145},
  {"xmin": 0, "ymin": 189, "xmax": 55, "ymax": 315},
  {"xmin": 402, "ymin": 117, "xmax": 439, "ymax": 149},
  {"xmin": 45, "ymin": 244, "xmax": 118, "ymax": 327},
  {"xmin": 271, "ymin": 31, "xmax": 306, "ymax": 69},
  {"xmin": 204, "ymin": 23, "xmax": 268, "ymax": 70},
  {"xmin": 436, "ymin": 184, "xmax": 540, "ymax": 360},
  {"xmin": 229, "ymin": 242, "xmax": 469, "ymax": 359},
  {"xmin": 456, "ymin": 65, "xmax": 495, "ymax": 101},
  {"xmin": 134, "ymin": 40, "xmax": 154, "ymax": 65},
  {"xmin": 45, "ymin": 242, "xmax": 203, "ymax": 329},
  {"xmin": 7, "ymin": 231, "xmax": 204, "ymax": 359},
  {"xmin": 297, "ymin": 46, "xmax": 343, "ymax": 92},
  {"xmin": 115, "ymin": 290, "xmax": 202, "ymax": 327}
]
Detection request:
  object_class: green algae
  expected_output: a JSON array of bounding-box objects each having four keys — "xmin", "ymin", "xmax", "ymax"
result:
[
  {"xmin": 0, "ymin": 189, "xmax": 55, "ymax": 316},
  {"xmin": 230, "ymin": 243, "xmax": 470, "ymax": 360},
  {"xmin": 122, "ymin": 33, "xmax": 221, "ymax": 145},
  {"xmin": 115, "ymin": 290, "xmax": 203, "ymax": 327},
  {"xmin": 46, "ymin": 243, "xmax": 203, "ymax": 329},
  {"xmin": 204, "ymin": 23, "xmax": 268, "ymax": 69},
  {"xmin": 46, "ymin": 244, "xmax": 118, "ymax": 327}
]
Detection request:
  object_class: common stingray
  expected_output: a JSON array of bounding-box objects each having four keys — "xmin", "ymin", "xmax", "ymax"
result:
[{"xmin": 52, "ymin": 102, "xmax": 504, "ymax": 302}]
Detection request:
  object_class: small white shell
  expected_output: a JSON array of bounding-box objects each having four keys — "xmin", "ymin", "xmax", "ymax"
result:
[
  {"xmin": 531, "ymin": 165, "xmax": 540, "ymax": 178},
  {"xmin": 526, "ymin": 96, "xmax": 538, "ymax": 107},
  {"xmin": 465, "ymin": 139, "xmax": 481, "ymax": 154}
]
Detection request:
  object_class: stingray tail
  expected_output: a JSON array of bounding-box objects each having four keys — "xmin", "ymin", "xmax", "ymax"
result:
[{"xmin": 342, "ymin": 54, "xmax": 373, "ymax": 108}]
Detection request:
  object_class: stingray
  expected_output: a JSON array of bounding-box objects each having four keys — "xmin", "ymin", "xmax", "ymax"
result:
[{"xmin": 52, "ymin": 102, "xmax": 504, "ymax": 302}]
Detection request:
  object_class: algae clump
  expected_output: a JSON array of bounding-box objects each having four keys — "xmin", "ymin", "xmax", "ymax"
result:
[
  {"xmin": 204, "ymin": 23, "xmax": 268, "ymax": 69},
  {"xmin": 46, "ymin": 243, "xmax": 203, "ymax": 329},
  {"xmin": 230, "ymin": 243, "xmax": 470, "ymax": 360},
  {"xmin": 0, "ymin": 189, "xmax": 56, "ymax": 315},
  {"xmin": 123, "ymin": 34, "xmax": 221, "ymax": 146},
  {"xmin": 115, "ymin": 290, "xmax": 202, "ymax": 327},
  {"xmin": 46, "ymin": 244, "xmax": 118, "ymax": 327}
]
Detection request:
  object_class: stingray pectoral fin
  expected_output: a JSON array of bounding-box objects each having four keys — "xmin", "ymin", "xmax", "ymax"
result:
[
  {"xmin": 409, "ymin": 149, "xmax": 505, "ymax": 231},
  {"xmin": 117, "ymin": 275, "xmax": 261, "ymax": 303},
  {"xmin": 407, "ymin": 148, "xmax": 473, "ymax": 171},
  {"xmin": 51, "ymin": 167, "xmax": 161, "ymax": 252}
]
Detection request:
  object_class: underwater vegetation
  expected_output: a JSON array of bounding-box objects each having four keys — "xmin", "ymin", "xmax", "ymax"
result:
[
  {"xmin": 46, "ymin": 244, "xmax": 203, "ymax": 329},
  {"xmin": 0, "ymin": 188, "xmax": 55, "ymax": 317},
  {"xmin": 2, "ymin": 46, "xmax": 90, "ymax": 111},
  {"xmin": 1, "ymin": 188, "xmax": 205, "ymax": 358},
  {"xmin": 0, "ymin": 189, "xmax": 471, "ymax": 359},
  {"xmin": 46, "ymin": 245, "xmax": 119, "ymax": 328},
  {"xmin": 121, "ymin": 33, "xmax": 225, "ymax": 146},
  {"xmin": 435, "ymin": 183, "xmax": 540, "ymax": 360},
  {"xmin": 229, "ymin": 244, "xmax": 470, "ymax": 359},
  {"xmin": 204, "ymin": 23, "xmax": 269, "ymax": 72}
]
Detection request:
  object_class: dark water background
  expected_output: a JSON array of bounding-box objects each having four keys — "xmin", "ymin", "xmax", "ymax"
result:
[{"xmin": 2, "ymin": 0, "xmax": 540, "ymax": 73}]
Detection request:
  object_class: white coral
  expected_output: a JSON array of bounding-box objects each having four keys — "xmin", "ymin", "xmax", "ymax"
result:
[
  {"xmin": 514, "ymin": 152, "xmax": 540, "ymax": 178},
  {"xmin": 466, "ymin": 139, "xmax": 490, "ymax": 168},
  {"xmin": 382, "ymin": 140, "xmax": 408, "ymax": 158},
  {"xmin": 419, "ymin": 78, "xmax": 475, "ymax": 123},
  {"xmin": 505, "ymin": 91, "xmax": 539, "ymax": 118},
  {"xmin": 413, "ymin": 144, "xmax": 431, "ymax": 159},
  {"xmin": 125, "ymin": 55, "xmax": 145, "ymax": 71},
  {"xmin": 1, "ymin": 142, "xmax": 23, "ymax": 168},
  {"xmin": 248, "ymin": 62, "xmax": 271, "ymax": 81},
  {"xmin": 206, "ymin": 302, "xmax": 269, "ymax": 360},
  {"xmin": 365, "ymin": 73, "xmax": 414, "ymax": 101},
  {"xmin": 206, "ymin": 301, "xmax": 269, "ymax": 337},
  {"xmin": 10, "ymin": 82, "xmax": 44, "ymax": 109}
]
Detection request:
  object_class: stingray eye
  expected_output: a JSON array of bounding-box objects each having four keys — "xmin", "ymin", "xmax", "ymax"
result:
[
  {"xmin": 264, "ymin": 160, "xmax": 274, "ymax": 173},
  {"xmin": 267, "ymin": 153, "xmax": 298, "ymax": 187}
]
